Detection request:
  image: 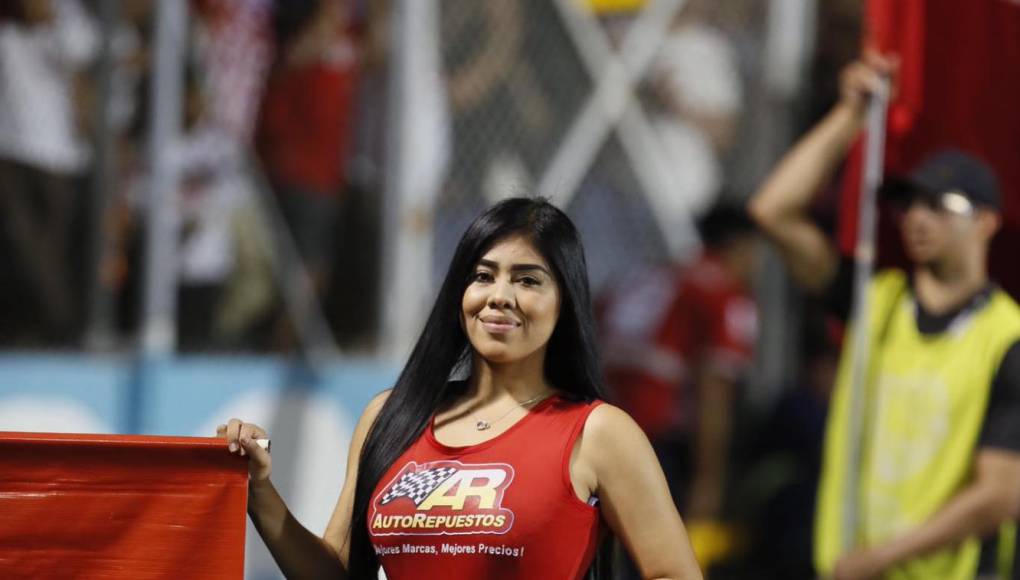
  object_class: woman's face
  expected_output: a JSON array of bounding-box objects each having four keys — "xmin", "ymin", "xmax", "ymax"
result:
[{"xmin": 462, "ymin": 235, "xmax": 561, "ymax": 366}]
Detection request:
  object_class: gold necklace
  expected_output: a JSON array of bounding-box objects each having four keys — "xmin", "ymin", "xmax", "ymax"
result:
[{"xmin": 473, "ymin": 391, "xmax": 552, "ymax": 431}]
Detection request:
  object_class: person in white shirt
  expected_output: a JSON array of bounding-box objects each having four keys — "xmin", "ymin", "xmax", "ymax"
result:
[{"xmin": 0, "ymin": 0, "xmax": 97, "ymax": 343}]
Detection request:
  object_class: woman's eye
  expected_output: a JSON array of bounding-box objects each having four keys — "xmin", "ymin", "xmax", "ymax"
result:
[
  {"xmin": 518, "ymin": 276, "xmax": 541, "ymax": 287},
  {"xmin": 472, "ymin": 271, "xmax": 494, "ymax": 283}
]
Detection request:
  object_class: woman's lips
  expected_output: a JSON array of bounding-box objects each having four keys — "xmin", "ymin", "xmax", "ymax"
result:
[{"xmin": 480, "ymin": 317, "xmax": 519, "ymax": 333}]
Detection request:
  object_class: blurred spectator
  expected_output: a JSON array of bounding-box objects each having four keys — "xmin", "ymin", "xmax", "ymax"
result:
[
  {"xmin": 121, "ymin": 41, "xmax": 224, "ymax": 350},
  {"xmin": 751, "ymin": 54, "xmax": 1020, "ymax": 579},
  {"xmin": 435, "ymin": 0, "xmax": 526, "ymax": 269},
  {"xmin": 598, "ymin": 204, "xmax": 759, "ymax": 573},
  {"xmin": 183, "ymin": 0, "xmax": 273, "ymax": 350},
  {"xmin": 256, "ymin": 0, "xmax": 360, "ymax": 350},
  {"xmin": 645, "ymin": 0, "xmax": 743, "ymax": 256},
  {"xmin": 326, "ymin": 0, "xmax": 389, "ymax": 350},
  {"xmin": 114, "ymin": 0, "xmax": 272, "ymax": 351},
  {"xmin": 0, "ymin": 0, "xmax": 97, "ymax": 345}
]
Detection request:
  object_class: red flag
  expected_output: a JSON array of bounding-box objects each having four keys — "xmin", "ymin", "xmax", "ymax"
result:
[
  {"xmin": 839, "ymin": 0, "xmax": 1020, "ymax": 297},
  {"xmin": 0, "ymin": 432, "xmax": 248, "ymax": 579}
]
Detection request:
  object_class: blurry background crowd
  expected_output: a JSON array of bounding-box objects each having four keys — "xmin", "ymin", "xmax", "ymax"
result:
[
  {"xmin": 0, "ymin": 0, "xmax": 384, "ymax": 353},
  {"xmin": 0, "ymin": 0, "xmax": 995, "ymax": 578},
  {"xmin": 0, "ymin": 0, "xmax": 850, "ymax": 356}
]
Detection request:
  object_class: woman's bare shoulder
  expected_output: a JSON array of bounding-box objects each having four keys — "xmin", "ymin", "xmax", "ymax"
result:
[
  {"xmin": 367, "ymin": 389, "xmax": 392, "ymax": 412},
  {"xmin": 585, "ymin": 402, "xmax": 642, "ymax": 436},
  {"xmin": 581, "ymin": 403, "xmax": 655, "ymax": 469},
  {"xmin": 344, "ymin": 389, "xmax": 391, "ymax": 445}
]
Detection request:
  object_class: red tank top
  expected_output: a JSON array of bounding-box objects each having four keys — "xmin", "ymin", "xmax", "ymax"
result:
[{"xmin": 369, "ymin": 395, "xmax": 603, "ymax": 579}]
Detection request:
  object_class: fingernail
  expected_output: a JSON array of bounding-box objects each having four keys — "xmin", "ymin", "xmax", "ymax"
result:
[{"xmin": 229, "ymin": 442, "xmax": 238, "ymax": 452}]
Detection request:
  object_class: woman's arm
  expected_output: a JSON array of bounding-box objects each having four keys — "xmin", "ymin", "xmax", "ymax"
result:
[
  {"xmin": 577, "ymin": 404, "xmax": 703, "ymax": 580},
  {"xmin": 322, "ymin": 390, "xmax": 390, "ymax": 564},
  {"xmin": 222, "ymin": 390, "xmax": 390, "ymax": 579}
]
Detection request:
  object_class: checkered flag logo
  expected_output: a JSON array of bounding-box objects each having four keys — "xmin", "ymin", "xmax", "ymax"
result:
[{"xmin": 380, "ymin": 465, "xmax": 458, "ymax": 506}]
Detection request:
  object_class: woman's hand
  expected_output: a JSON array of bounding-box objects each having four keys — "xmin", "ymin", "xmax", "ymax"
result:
[{"xmin": 217, "ymin": 419, "xmax": 271, "ymax": 483}]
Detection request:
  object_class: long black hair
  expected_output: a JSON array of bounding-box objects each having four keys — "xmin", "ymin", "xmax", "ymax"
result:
[{"xmin": 347, "ymin": 197, "xmax": 612, "ymax": 577}]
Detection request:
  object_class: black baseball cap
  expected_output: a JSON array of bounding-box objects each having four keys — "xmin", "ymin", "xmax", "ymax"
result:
[{"xmin": 881, "ymin": 149, "xmax": 1001, "ymax": 212}]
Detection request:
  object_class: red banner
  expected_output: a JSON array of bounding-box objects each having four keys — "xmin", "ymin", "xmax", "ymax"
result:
[
  {"xmin": 839, "ymin": 0, "xmax": 1020, "ymax": 298},
  {"xmin": 0, "ymin": 432, "xmax": 248, "ymax": 579}
]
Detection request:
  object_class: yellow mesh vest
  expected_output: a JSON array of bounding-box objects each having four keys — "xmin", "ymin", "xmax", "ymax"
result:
[{"xmin": 815, "ymin": 270, "xmax": 1020, "ymax": 579}]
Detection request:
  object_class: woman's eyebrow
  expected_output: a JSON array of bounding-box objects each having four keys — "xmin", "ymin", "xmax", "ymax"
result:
[
  {"xmin": 477, "ymin": 259, "xmax": 551, "ymax": 276},
  {"xmin": 510, "ymin": 263, "xmax": 551, "ymax": 276}
]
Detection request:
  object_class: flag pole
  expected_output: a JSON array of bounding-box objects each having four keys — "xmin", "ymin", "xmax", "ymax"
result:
[{"xmin": 843, "ymin": 78, "xmax": 891, "ymax": 553}]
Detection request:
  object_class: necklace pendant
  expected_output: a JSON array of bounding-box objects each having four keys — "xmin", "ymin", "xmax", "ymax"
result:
[{"xmin": 475, "ymin": 420, "xmax": 491, "ymax": 431}]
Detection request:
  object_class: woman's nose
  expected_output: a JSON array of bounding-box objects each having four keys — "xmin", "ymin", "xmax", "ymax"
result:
[{"xmin": 487, "ymin": 280, "xmax": 515, "ymax": 308}]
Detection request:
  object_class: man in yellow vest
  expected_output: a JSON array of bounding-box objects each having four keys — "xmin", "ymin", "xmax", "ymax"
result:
[{"xmin": 749, "ymin": 53, "xmax": 1020, "ymax": 580}]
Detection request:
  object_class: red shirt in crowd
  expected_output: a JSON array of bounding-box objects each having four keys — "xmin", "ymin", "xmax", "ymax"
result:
[
  {"xmin": 256, "ymin": 37, "xmax": 359, "ymax": 195},
  {"xmin": 599, "ymin": 253, "xmax": 758, "ymax": 440}
]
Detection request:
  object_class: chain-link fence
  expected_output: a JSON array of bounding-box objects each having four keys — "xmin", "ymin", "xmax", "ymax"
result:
[{"xmin": 433, "ymin": 0, "xmax": 770, "ymax": 296}]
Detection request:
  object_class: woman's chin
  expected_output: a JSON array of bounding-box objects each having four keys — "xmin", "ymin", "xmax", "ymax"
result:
[
  {"xmin": 472, "ymin": 341, "xmax": 529, "ymax": 365},
  {"xmin": 476, "ymin": 348, "xmax": 518, "ymax": 365},
  {"xmin": 470, "ymin": 335, "xmax": 548, "ymax": 367}
]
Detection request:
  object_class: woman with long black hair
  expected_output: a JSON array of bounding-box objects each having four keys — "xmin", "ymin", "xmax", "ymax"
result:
[{"xmin": 221, "ymin": 198, "xmax": 702, "ymax": 579}]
